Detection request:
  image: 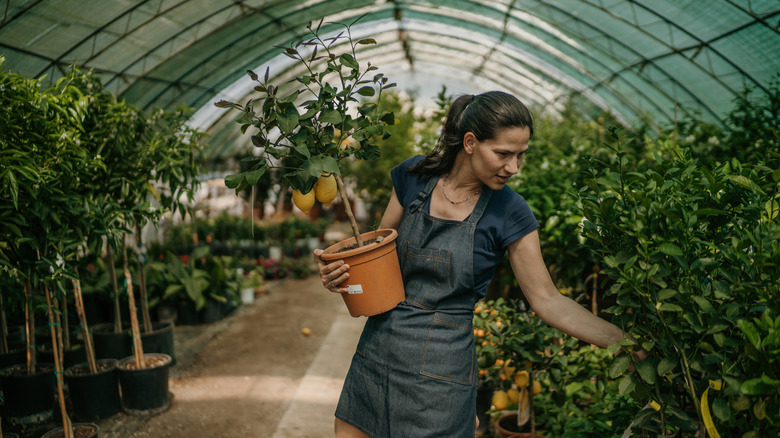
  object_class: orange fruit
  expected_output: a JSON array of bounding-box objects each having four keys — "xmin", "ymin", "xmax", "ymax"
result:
[{"xmin": 301, "ymin": 327, "xmax": 312, "ymax": 336}]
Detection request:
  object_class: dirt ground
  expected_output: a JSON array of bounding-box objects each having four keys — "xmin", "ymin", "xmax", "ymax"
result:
[{"xmin": 98, "ymin": 273, "xmax": 356, "ymax": 438}]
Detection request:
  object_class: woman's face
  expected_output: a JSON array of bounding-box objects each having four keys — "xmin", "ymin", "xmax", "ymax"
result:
[{"xmin": 466, "ymin": 126, "xmax": 531, "ymax": 190}]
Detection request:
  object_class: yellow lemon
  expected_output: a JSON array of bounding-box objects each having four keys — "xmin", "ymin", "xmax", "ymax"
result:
[
  {"xmin": 292, "ymin": 189, "xmax": 315, "ymax": 214},
  {"xmin": 532, "ymin": 379, "xmax": 542, "ymax": 395},
  {"xmin": 492, "ymin": 390, "xmax": 509, "ymax": 411},
  {"xmin": 514, "ymin": 370, "xmax": 529, "ymax": 388},
  {"xmin": 314, "ymin": 173, "xmax": 338, "ymax": 206},
  {"xmin": 506, "ymin": 388, "xmax": 520, "ymax": 404},
  {"xmin": 503, "ymin": 360, "xmax": 516, "ymax": 379}
]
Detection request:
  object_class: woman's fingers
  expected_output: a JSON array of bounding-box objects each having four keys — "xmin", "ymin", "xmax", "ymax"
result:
[{"xmin": 313, "ymin": 249, "xmax": 350, "ymax": 292}]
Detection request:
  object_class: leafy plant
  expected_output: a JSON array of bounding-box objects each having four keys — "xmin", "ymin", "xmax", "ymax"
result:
[
  {"xmin": 216, "ymin": 15, "xmax": 395, "ymax": 246},
  {"xmin": 576, "ymin": 127, "xmax": 779, "ymax": 437}
]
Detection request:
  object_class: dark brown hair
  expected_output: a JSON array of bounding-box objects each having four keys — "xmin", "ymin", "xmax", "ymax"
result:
[{"xmin": 410, "ymin": 91, "xmax": 533, "ymax": 176}]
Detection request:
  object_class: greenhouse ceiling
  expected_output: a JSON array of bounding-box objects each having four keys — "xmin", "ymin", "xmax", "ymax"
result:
[{"xmin": 1, "ymin": 0, "xmax": 779, "ymax": 162}]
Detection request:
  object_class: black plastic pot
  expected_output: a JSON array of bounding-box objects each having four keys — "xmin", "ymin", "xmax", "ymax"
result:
[
  {"xmin": 64, "ymin": 358, "xmax": 121, "ymax": 421},
  {"xmin": 140, "ymin": 321, "xmax": 176, "ymax": 365},
  {"xmin": 38, "ymin": 343, "xmax": 86, "ymax": 369},
  {"xmin": 117, "ymin": 353, "xmax": 172, "ymax": 414},
  {"xmin": 176, "ymin": 299, "xmax": 200, "ymax": 326},
  {"xmin": 0, "ymin": 363, "xmax": 55, "ymax": 426},
  {"xmin": 90, "ymin": 323, "xmax": 131, "ymax": 360},
  {"xmin": 41, "ymin": 422, "xmax": 99, "ymax": 438},
  {"xmin": 0, "ymin": 347, "xmax": 27, "ymax": 370}
]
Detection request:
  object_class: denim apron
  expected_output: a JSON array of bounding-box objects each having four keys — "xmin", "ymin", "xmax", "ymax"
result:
[{"xmin": 335, "ymin": 176, "xmax": 491, "ymax": 437}]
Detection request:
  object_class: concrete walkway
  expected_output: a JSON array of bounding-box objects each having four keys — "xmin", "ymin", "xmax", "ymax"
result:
[{"xmin": 271, "ymin": 312, "xmax": 364, "ymax": 438}]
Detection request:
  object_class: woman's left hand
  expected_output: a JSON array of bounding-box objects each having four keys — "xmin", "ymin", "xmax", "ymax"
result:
[{"xmin": 313, "ymin": 249, "xmax": 350, "ymax": 293}]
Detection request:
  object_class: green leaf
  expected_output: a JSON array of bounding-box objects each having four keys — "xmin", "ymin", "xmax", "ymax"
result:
[
  {"xmin": 693, "ymin": 296, "xmax": 714, "ymax": 313},
  {"xmin": 224, "ymin": 173, "xmax": 244, "ymax": 189},
  {"xmin": 729, "ymin": 174, "xmax": 765, "ymax": 194},
  {"xmin": 357, "ymin": 38, "xmax": 377, "ymax": 45},
  {"xmin": 278, "ymin": 105, "xmax": 299, "ymax": 133},
  {"xmin": 618, "ymin": 374, "xmax": 636, "ymax": 395},
  {"xmin": 737, "ymin": 319, "xmax": 761, "ymax": 349},
  {"xmin": 659, "ymin": 242, "xmax": 683, "ymax": 256},
  {"xmin": 321, "ymin": 156, "xmax": 340, "ymax": 174},
  {"xmin": 609, "ymin": 355, "xmax": 631, "ymax": 378},
  {"xmin": 657, "ymin": 356, "xmax": 677, "ymax": 375},
  {"xmin": 657, "ymin": 288, "xmax": 677, "ymax": 300},
  {"xmin": 339, "ymin": 53, "xmax": 359, "ymax": 70},
  {"xmin": 659, "ymin": 303, "xmax": 683, "ymax": 312},
  {"xmin": 319, "ymin": 108, "xmax": 343, "ymax": 125},
  {"xmin": 635, "ymin": 360, "xmax": 656, "ymax": 384},
  {"xmin": 356, "ymin": 86, "xmax": 375, "ymax": 96},
  {"xmin": 245, "ymin": 167, "xmax": 266, "ymax": 185},
  {"xmin": 740, "ymin": 377, "xmax": 775, "ymax": 395},
  {"xmin": 712, "ymin": 399, "xmax": 731, "ymax": 422}
]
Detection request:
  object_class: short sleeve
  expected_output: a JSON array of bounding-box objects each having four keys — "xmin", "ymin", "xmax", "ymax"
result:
[{"xmin": 390, "ymin": 155, "xmax": 426, "ymax": 209}]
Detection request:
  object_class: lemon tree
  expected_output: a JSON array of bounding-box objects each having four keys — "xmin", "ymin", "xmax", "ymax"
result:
[{"xmin": 217, "ymin": 15, "xmax": 395, "ymax": 246}]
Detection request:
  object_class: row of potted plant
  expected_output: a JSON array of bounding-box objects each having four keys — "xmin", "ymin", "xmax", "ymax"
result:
[
  {"xmin": 158, "ymin": 212, "xmax": 330, "ymax": 256},
  {"xmin": 0, "ymin": 57, "xmax": 206, "ymax": 437}
]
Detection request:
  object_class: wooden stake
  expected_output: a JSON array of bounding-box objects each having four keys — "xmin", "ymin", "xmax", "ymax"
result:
[
  {"xmin": 72, "ymin": 279, "xmax": 97, "ymax": 374},
  {"xmin": 44, "ymin": 285, "xmax": 72, "ymax": 438}
]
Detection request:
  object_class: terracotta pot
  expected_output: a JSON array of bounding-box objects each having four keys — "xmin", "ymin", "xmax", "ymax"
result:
[
  {"xmin": 320, "ymin": 229, "xmax": 405, "ymax": 317},
  {"xmin": 495, "ymin": 412, "xmax": 546, "ymax": 438}
]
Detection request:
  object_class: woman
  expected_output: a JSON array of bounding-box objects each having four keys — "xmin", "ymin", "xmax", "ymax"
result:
[{"xmin": 314, "ymin": 91, "xmax": 635, "ymax": 437}]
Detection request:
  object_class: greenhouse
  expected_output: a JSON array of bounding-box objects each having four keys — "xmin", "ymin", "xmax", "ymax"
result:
[{"xmin": 1, "ymin": 1, "xmax": 778, "ymax": 437}]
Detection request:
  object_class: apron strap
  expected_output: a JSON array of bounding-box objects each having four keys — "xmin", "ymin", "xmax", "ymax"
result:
[{"xmin": 409, "ymin": 176, "xmax": 439, "ymax": 213}]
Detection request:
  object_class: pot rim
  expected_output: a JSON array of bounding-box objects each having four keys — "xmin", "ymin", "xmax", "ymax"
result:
[{"xmin": 320, "ymin": 228, "xmax": 398, "ymax": 260}]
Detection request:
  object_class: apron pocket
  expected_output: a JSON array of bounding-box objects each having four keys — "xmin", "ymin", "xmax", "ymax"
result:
[
  {"xmin": 401, "ymin": 244, "xmax": 452, "ymax": 309},
  {"xmin": 419, "ymin": 312, "xmax": 475, "ymax": 386}
]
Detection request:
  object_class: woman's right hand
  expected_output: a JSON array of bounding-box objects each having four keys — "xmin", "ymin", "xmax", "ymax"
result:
[{"xmin": 313, "ymin": 249, "xmax": 350, "ymax": 293}]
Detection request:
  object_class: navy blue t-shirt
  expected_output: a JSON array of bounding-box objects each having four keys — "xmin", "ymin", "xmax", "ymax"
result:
[{"xmin": 391, "ymin": 156, "xmax": 539, "ymax": 297}]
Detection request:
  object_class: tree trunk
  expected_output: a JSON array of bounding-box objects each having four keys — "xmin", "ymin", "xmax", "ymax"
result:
[
  {"xmin": 107, "ymin": 243, "xmax": 122, "ymax": 333},
  {"xmin": 0, "ymin": 291, "xmax": 8, "ymax": 354},
  {"xmin": 334, "ymin": 173, "xmax": 363, "ymax": 247},
  {"xmin": 123, "ymin": 241, "xmax": 144, "ymax": 369},
  {"xmin": 135, "ymin": 223, "xmax": 152, "ymax": 333},
  {"xmin": 24, "ymin": 278, "xmax": 36, "ymax": 375}
]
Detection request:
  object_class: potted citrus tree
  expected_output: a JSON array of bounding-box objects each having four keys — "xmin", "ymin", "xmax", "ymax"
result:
[
  {"xmin": 475, "ymin": 298, "xmax": 579, "ymax": 438},
  {"xmin": 216, "ymin": 15, "xmax": 404, "ymax": 317}
]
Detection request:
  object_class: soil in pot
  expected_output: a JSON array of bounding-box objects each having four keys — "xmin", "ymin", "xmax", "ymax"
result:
[
  {"xmin": 117, "ymin": 353, "xmax": 172, "ymax": 414},
  {"xmin": 41, "ymin": 422, "xmax": 99, "ymax": 438},
  {"xmin": 64, "ymin": 358, "xmax": 121, "ymax": 421},
  {"xmin": 0, "ymin": 363, "xmax": 55, "ymax": 425}
]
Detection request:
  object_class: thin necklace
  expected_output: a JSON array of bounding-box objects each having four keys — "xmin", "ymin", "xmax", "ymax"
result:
[{"xmin": 441, "ymin": 176, "xmax": 481, "ymax": 204}]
